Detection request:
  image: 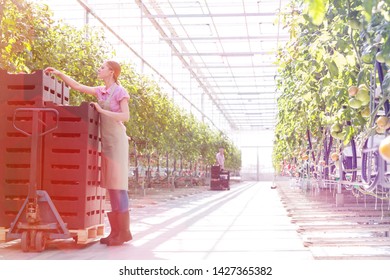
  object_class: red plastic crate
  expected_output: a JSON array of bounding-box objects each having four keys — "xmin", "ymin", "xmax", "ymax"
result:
[
  {"xmin": 44, "ymin": 102, "xmax": 99, "ymax": 134},
  {"xmin": 40, "ymin": 102, "xmax": 102, "ymax": 229},
  {"xmin": 0, "ymin": 101, "xmax": 104, "ymax": 229},
  {"xmin": 55, "ymin": 79, "xmax": 63, "ymax": 105},
  {"xmin": 62, "ymin": 83, "xmax": 70, "ymax": 105},
  {"xmin": 0, "ymin": 67, "xmax": 105, "ymax": 229},
  {"xmin": 0, "ymin": 70, "xmax": 56, "ymax": 105}
]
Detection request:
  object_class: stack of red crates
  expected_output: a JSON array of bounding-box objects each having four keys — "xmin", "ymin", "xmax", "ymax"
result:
[{"xmin": 0, "ymin": 70, "xmax": 104, "ymax": 230}]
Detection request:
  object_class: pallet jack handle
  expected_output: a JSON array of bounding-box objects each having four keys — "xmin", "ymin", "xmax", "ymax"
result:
[
  {"xmin": 12, "ymin": 108, "xmax": 59, "ymax": 223},
  {"xmin": 13, "ymin": 108, "xmax": 59, "ymax": 137}
]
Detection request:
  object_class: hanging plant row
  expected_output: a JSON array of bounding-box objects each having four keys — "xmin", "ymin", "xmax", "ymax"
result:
[{"xmin": 274, "ymin": 0, "xmax": 390, "ymax": 175}]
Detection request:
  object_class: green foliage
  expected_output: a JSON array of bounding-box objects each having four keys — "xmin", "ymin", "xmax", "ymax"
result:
[
  {"xmin": 304, "ymin": 0, "xmax": 328, "ymax": 26},
  {"xmin": 0, "ymin": 0, "xmax": 113, "ymax": 104},
  {"xmin": 274, "ymin": 0, "xmax": 390, "ymax": 172},
  {"xmin": 1, "ymin": 0, "xmax": 241, "ymax": 172},
  {"xmin": 1, "ymin": 0, "xmax": 53, "ymax": 72}
]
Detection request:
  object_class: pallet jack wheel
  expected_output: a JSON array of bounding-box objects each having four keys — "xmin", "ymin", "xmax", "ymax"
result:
[
  {"xmin": 30, "ymin": 230, "xmax": 37, "ymax": 251},
  {"xmin": 35, "ymin": 231, "xmax": 46, "ymax": 252},
  {"xmin": 21, "ymin": 231, "xmax": 30, "ymax": 252}
]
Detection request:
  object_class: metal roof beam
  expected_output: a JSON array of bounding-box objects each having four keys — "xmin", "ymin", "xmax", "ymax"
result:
[
  {"xmin": 222, "ymin": 104, "xmax": 276, "ymax": 106},
  {"xmin": 135, "ymin": 0, "xmax": 236, "ymax": 130},
  {"xmin": 215, "ymin": 92, "xmax": 277, "ymax": 95},
  {"xmin": 209, "ymin": 84, "xmax": 277, "ymax": 86},
  {"xmin": 146, "ymin": 12, "xmax": 277, "ymax": 18},
  {"xmin": 220, "ymin": 99, "xmax": 276, "ymax": 101},
  {"xmin": 189, "ymin": 65, "xmax": 277, "ymax": 68},
  {"xmin": 176, "ymin": 51, "xmax": 270, "ymax": 56},
  {"xmin": 233, "ymin": 120, "xmax": 276, "ymax": 123},
  {"xmin": 200, "ymin": 75, "xmax": 277, "ymax": 78},
  {"xmin": 163, "ymin": 35, "xmax": 289, "ymax": 41},
  {"xmin": 225, "ymin": 104, "xmax": 274, "ymax": 108}
]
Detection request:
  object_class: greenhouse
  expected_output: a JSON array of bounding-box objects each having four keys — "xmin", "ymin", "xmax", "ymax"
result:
[{"xmin": 1, "ymin": 0, "xmax": 390, "ymax": 275}]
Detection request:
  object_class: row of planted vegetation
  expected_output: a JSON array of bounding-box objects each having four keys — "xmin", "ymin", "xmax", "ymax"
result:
[
  {"xmin": 1, "ymin": 0, "xmax": 241, "ymax": 183},
  {"xmin": 273, "ymin": 0, "xmax": 390, "ymax": 175}
]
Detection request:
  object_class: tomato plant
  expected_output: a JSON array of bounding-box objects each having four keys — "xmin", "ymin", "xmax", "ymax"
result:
[
  {"xmin": 274, "ymin": 0, "xmax": 390, "ymax": 173},
  {"xmin": 1, "ymin": 0, "xmax": 242, "ymax": 175}
]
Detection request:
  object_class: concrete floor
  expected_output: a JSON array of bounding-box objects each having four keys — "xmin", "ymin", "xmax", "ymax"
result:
[
  {"xmin": 0, "ymin": 181, "xmax": 313, "ymax": 260},
  {"xmin": 4, "ymin": 181, "xmax": 390, "ymax": 280}
]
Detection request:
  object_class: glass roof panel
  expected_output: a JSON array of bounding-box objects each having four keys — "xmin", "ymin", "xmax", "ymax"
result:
[{"xmin": 31, "ymin": 0, "xmax": 290, "ymax": 133}]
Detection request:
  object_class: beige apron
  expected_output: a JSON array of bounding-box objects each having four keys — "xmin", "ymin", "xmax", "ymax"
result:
[{"xmin": 99, "ymin": 85, "xmax": 129, "ymax": 190}]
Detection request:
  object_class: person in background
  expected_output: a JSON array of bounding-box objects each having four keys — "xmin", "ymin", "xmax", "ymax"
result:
[
  {"xmin": 216, "ymin": 147, "xmax": 225, "ymax": 170},
  {"xmin": 44, "ymin": 61, "xmax": 132, "ymax": 246}
]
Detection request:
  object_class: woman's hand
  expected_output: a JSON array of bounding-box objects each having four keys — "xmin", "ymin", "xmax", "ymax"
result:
[
  {"xmin": 44, "ymin": 67, "xmax": 61, "ymax": 76},
  {"xmin": 92, "ymin": 102, "xmax": 103, "ymax": 113},
  {"xmin": 43, "ymin": 67, "xmax": 97, "ymax": 97}
]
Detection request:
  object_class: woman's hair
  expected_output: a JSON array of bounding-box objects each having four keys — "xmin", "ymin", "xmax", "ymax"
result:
[{"xmin": 105, "ymin": 60, "xmax": 121, "ymax": 84}]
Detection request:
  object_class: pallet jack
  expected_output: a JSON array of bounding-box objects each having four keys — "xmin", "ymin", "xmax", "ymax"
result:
[{"xmin": 6, "ymin": 108, "xmax": 72, "ymax": 252}]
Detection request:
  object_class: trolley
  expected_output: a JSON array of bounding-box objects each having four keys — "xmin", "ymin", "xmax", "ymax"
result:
[{"xmin": 210, "ymin": 165, "xmax": 230, "ymax": 190}]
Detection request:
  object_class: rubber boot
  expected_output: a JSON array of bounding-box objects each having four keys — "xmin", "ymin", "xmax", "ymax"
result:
[
  {"xmin": 107, "ymin": 211, "xmax": 132, "ymax": 246},
  {"xmin": 100, "ymin": 212, "xmax": 118, "ymax": 244}
]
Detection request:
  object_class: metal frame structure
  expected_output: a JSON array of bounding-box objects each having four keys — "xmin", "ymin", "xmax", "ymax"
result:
[{"xmin": 34, "ymin": 0, "xmax": 290, "ymax": 135}]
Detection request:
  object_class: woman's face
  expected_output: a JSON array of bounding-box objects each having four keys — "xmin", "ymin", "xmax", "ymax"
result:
[{"xmin": 97, "ymin": 63, "xmax": 113, "ymax": 80}]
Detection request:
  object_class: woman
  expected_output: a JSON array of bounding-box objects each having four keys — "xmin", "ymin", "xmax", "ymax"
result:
[{"xmin": 44, "ymin": 61, "xmax": 132, "ymax": 246}]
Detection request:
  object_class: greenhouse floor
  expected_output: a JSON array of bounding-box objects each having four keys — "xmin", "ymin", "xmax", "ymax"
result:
[
  {"xmin": 0, "ymin": 181, "xmax": 313, "ymax": 260},
  {"xmin": 2, "ymin": 179, "xmax": 390, "ymax": 260}
]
